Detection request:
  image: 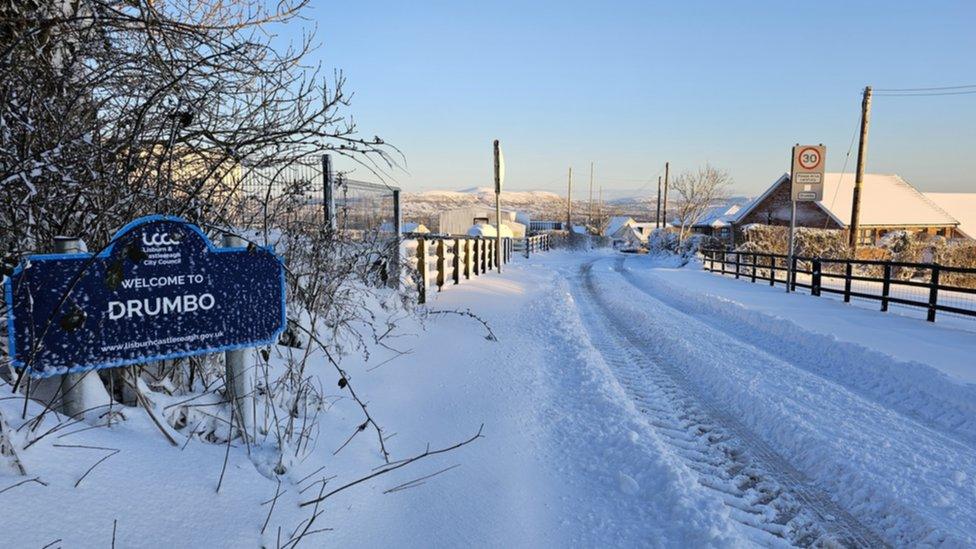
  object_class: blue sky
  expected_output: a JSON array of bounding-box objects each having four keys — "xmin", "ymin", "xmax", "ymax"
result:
[{"xmin": 303, "ymin": 1, "xmax": 975, "ymax": 197}]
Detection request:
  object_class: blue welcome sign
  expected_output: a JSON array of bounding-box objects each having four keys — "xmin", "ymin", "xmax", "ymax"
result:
[{"xmin": 4, "ymin": 215, "xmax": 286, "ymax": 377}]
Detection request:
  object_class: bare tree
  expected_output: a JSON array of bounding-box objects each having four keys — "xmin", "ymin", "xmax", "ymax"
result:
[{"xmin": 670, "ymin": 164, "xmax": 732, "ymax": 244}]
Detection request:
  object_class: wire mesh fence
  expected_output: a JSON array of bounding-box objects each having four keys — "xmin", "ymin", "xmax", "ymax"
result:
[
  {"xmin": 233, "ymin": 155, "xmax": 400, "ymax": 239},
  {"xmin": 236, "ymin": 156, "xmax": 326, "ymax": 236}
]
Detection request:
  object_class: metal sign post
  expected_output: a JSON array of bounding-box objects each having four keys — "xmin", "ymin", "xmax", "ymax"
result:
[
  {"xmin": 787, "ymin": 144, "xmax": 826, "ymax": 293},
  {"xmin": 493, "ymin": 139, "xmax": 505, "ymax": 273}
]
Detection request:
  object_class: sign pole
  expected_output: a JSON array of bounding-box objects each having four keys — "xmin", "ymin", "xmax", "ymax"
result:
[
  {"xmin": 787, "ymin": 143, "xmax": 827, "ymax": 294},
  {"xmin": 222, "ymin": 233, "xmax": 254, "ymax": 440},
  {"xmin": 53, "ymin": 236, "xmax": 110, "ymax": 418},
  {"xmin": 786, "ymin": 199, "xmax": 797, "ymax": 293},
  {"xmin": 493, "ymin": 139, "xmax": 504, "ymax": 273}
]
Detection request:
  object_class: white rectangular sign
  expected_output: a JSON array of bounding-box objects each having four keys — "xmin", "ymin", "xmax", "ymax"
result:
[{"xmin": 791, "ymin": 144, "xmax": 826, "ymax": 202}]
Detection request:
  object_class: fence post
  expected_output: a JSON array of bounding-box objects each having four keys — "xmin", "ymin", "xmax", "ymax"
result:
[
  {"xmin": 881, "ymin": 263, "xmax": 891, "ymax": 312},
  {"xmin": 790, "ymin": 256, "xmax": 798, "ymax": 292},
  {"xmin": 416, "ymin": 237, "xmax": 428, "ymax": 303},
  {"xmin": 453, "ymin": 238, "xmax": 462, "ymax": 284},
  {"xmin": 750, "ymin": 253, "xmax": 757, "ymax": 283},
  {"xmin": 927, "ymin": 264, "xmax": 940, "ymax": 322},
  {"xmin": 390, "ymin": 188, "xmax": 402, "ymax": 289},
  {"xmin": 720, "ymin": 251, "xmax": 727, "ymax": 276},
  {"xmin": 222, "ymin": 234, "xmax": 254, "ymax": 439},
  {"xmin": 843, "ymin": 262, "xmax": 853, "ymax": 303},
  {"xmin": 480, "ymin": 238, "xmax": 487, "ymax": 273},
  {"xmin": 464, "ymin": 238, "xmax": 474, "ymax": 280},
  {"xmin": 436, "ymin": 239, "xmax": 446, "ymax": 290},
  {"xmin": 769, "ymin": 256, "xmax": 776, "ymax": 287},
  {"xmin": 811, "ymin": 258, "xmax": 821, "ymax": 296},
  {"xmin": 488, "ymin": 239, "xmax": 495, "ymax": 271},
  {"xmin": 322, "ymin": 154, "xmax": 336, "ymax": 231},
  {"xmin": 734, "ymin": 252, "xmax": 741, "ymax": 279}
]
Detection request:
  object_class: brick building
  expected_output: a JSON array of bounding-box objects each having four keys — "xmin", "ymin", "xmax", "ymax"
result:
[{"xmin": 734, "ymin": 173, "xmax": 961, "ymax": 245}]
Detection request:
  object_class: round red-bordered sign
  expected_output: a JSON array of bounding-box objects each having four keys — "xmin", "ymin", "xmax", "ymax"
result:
[{"xmin": 797, "ymin": 147, "xmax": 822, "ymax": 170}]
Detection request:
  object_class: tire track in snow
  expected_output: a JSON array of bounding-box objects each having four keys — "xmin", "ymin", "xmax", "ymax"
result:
[
  {"xmin": 615, "ymin": 257, "xmax": 976, "ymax": 453},
  {"xmin": 575, "ymin": 259, "xmax": 887, "ymax": 547}
]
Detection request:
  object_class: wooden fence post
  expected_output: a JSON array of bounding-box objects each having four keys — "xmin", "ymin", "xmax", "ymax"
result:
[
  {"xmin": 436, "ymin": 239, "xmax": 446, "ymax": 290},
  {"xmin": 927, "ymin": 264, "xmax": 940, "ymax": 322},
  {"xmin": 453, "ymin": 238, "xmax": 461, "ymax": 284},
  {"xmin": 790, "ymin": 256, "xmax": 798, "ymax": 292},
  {"xmin": 734, "ymin": 252, "xmax": 741, "ymax": 279},
  {"xmin": 750, "ymin": 253, "xmax": 757, "ymax": 283},
  {"xmin": 812, "ymin": 258, "xmax": 821, "ymax": 296},
  {"xmin": 480, "ymin": 238, "xmax": 487, "ymax": 273},
  {"xmin": 416, "ymin": 237, "xmax": 428, "ymax": 304},
  {"xmin": 769, "ymin": 255, "xmax": 776, "ymax": 287},
  {"xmin": 465, "ymin": 239, "xmax": 473, "ymax": 279},
  {"xmin": 843, "ymin": 263, "xmax": 853, "ymax": 303},
  {"xmin": 881, "ymin": 263, "xmax": 891, "ymax": 312}
]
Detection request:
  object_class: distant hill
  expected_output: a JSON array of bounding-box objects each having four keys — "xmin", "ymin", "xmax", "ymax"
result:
[{"xmin": 400, "ymin": 187, "xmax": 752, "ymax": 231}]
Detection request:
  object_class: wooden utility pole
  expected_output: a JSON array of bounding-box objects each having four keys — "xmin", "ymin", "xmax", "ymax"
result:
[
  {"xmin": 662, "ymin": 162, "xmax": 670, "ymax": 229},
  {"xmin": 598, "ymin": 186, "xmax": 603, "ymax": 226},
  {"xmin": 566, "ymin": 167, "xmax": 573, "ymax": 230},
  {"xmin": 588, "ymin": 162, "xmax": 594, "ymax": 227},
  {"xmin": 655, "ymin": 176, "xmax": 662, "ymax": 228},
  {"xmin": 848, "ymin": 86, "xmax": 872, "ymax": 254}
]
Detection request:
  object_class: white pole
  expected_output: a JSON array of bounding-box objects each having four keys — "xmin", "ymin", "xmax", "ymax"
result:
[
  {"xmin": 53, "ymin": 237, "xmax": 110, "ymax": 419},
  {"xmin": 222, "ymin": 233, "xmax": 254, "ymax": 438}
]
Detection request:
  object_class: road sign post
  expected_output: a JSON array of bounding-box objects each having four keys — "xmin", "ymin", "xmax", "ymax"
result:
[
  {"xmin": 493, "ymin": 139, "xmax": 504, "ymax": 273},
  {"xmin": 787, "ymin": 144, "xmax": 826, "ymax": 293}
]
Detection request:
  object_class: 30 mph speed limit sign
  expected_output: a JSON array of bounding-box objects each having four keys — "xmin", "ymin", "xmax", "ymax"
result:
[{"xmin": 791, "ymin": 144, "xmax": 826, "ymax": 201}]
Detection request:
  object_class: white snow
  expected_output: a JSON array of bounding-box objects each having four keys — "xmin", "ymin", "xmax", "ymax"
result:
[{"xmin": 3, "ymin": 250, "xmax": 975, "ymax": 547}]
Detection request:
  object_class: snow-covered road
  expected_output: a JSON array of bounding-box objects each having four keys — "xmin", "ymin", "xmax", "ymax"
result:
[{"xmin": 569, "ymin": 255, "xmax": 976, "ymax": 546}]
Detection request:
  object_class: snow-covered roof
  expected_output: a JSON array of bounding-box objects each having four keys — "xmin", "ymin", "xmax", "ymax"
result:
[
  {"xmin": 695, "ymin": 202, "xmax": 745, "ymax": 228},
  {"xmin": 739, "ymin": 173, "xmax": 958, "ymax": 228},
  {"xmin": 467, "ymin": 223, "xmax": 515, "ymax": 238},
  {"xmin": 605, "ymin": 216, "xmax": 634, "ymax": 237},
  {"xmin": 924, "ymin": 193, "xmax": 976, "ymax": 239}
]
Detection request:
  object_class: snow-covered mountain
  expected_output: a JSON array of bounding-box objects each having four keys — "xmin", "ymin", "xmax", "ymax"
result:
[{"xmin": 402, "ymin": 187, "xmax": 573, "ymax": 228}]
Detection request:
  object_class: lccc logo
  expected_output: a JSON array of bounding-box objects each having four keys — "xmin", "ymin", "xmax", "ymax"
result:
[{"xmin": 142, "ymin": 232, "xmax": 179, "ymax": 246}]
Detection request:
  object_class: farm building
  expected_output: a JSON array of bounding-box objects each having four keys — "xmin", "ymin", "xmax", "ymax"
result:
[
  {"xmin": 735, "ymin": 173, "xmax": 960, "ymax": 245},
  {"xmin": 923, "ymin": 193, "xmax": 976, "ymax": 240},
  {"xmin": 438, "ymin": 206, "xmax": 526, "ymax": 237}
]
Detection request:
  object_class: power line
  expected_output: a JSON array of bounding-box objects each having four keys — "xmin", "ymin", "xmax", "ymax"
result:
[
  {"xmin": 873, "ymin": 89, "xmax": 976, "ymax": 97},
  {"xmin": 873, "ymin": 84, "xmax": 976, "ymax": 92}
]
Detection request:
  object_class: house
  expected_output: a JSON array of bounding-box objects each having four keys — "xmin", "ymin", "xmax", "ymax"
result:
[
  {"xmin": 617, "ymin": 226, "xmax": 646, "ymax": 251},
  {"xmin": 735, "ymin": 173, "xmax": 959, "ymax": 245},
  {"xmin": 688, "ymin": 200, "xmax": 748, "ymax": 242},
  {"xmin": 923, "ymin": 193, "xmax": 976, "ymax": 240},
  {"xmin": 439, "ymin": 206, "xmax": 526, "ymax": 237},
  {"xmin": 604, "ymin": 216, "xmax": 635, "ymax": 238},
  {"xmin": 605, "ymin": 218, "xmax": 656, "ymax": 248}
]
